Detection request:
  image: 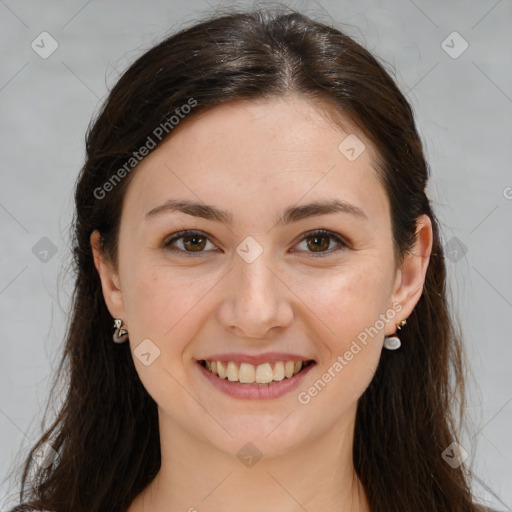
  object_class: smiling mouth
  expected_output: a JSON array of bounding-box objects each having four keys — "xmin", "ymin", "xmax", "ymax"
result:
[{"xmin": 199, "ymin": 359, "xmax": 315, "ymax": 385}]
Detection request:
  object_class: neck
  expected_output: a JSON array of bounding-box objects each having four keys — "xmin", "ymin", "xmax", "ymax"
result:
[{"xmin": 130, "ymin": 403, "xmax": 370, "ymax": 512}]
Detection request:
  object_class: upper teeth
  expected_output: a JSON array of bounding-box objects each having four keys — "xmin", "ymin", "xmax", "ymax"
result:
[{"xmin": 204, "ymin": 360, "xmax": 306, "ymax": 384}]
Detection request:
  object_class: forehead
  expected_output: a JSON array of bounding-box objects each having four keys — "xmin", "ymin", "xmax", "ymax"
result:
[{"xmin": 122, "ymin": 96, "xmax": 388, "ymax": 226}]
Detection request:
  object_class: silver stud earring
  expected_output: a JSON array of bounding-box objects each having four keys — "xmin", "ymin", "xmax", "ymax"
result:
[
  {"xmin": 383, "ymin": 319, "xmax": 407, "ymax": 350},
  {"xmin": 113, "ymin": 318, "xmax": 129, "ymax": 343}
]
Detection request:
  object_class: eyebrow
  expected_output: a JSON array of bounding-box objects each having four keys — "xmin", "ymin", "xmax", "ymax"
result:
[{"xmin": 144, "ymin": 198, "xmax": 368, "ymax": 225}]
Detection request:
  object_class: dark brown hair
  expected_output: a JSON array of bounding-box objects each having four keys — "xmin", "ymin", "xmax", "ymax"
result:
[{"xmin": 6, "ymin": 6, "xmax": 492, "ymax": 512}]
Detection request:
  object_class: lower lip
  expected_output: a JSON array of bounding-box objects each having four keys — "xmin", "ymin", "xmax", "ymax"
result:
[{"xmin": 197, "ymin": 361, "xmax": 316, "ymax": 400}]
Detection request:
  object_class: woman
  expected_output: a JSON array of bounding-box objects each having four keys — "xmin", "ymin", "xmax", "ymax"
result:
[{"xmin": 7, "ymin": 7, "xmax": 501, "ymax": 512}]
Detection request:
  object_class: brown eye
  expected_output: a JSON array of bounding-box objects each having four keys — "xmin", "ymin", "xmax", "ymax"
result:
[
  {"xmin": 182, "ymin": 234, "xmax": 207, "ymax": 251},
  {"xmin": 295, "ymin": 230, "xmax": 347, "ymax": 256},
  {"xmin": 306, "ymin": 234, "xmax": 331, "ymax": 252},
  {"xmin": 164, "ymin": 230, "xmax": 216, "ymax": 254}
]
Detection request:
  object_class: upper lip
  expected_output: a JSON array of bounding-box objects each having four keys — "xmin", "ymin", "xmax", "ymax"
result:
[{"xmin": 198, "ymin": 352, "xmax": 315, "ymax": 365}]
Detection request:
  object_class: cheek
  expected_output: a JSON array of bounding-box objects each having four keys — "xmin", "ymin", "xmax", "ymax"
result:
[
  {"xmin": 295, "ymin": 261, "xmax": 392, "ymax": 400},
  {"xmin": 122, "ymin": 264, "xmax": 221, "ymax": 343},
  {"xmin": 294, "ymin": 268, "xmax": 388, "ymax": 413},
  {"xmin": 297, "ymin": 262, "xmax": 391, "ymax": 341},
  {"xmin": 121, "ymin": 266, "xmax": 220, "ymax": 402}
]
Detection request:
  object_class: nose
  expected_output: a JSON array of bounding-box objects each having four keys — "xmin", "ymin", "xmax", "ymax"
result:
[{"xmin": 217, "ymin": 252, "xmax": 294, "ymax": 339}]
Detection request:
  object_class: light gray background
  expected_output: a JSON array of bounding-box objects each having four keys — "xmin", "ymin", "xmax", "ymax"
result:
[{"xmin": 1, "ymin": 0, "xmax": 511, "ymax": 510}]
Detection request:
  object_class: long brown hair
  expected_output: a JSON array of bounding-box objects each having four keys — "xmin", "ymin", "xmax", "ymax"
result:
[{"xmin": 6, "ymin": 6, "xmax": 492, "ymax": 512}]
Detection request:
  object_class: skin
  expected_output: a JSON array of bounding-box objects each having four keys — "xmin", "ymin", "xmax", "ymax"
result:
[{"xmin": 91, "ymin": 95, "xmax": 432, "ymax": 512}]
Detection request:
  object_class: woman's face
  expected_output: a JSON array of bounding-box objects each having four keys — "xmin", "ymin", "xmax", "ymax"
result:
[{"xmin": 93, "ymin": 95, "xmax": 431, "ymax": 457}]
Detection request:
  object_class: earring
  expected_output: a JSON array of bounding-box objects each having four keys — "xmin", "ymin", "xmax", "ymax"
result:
[
  {"xmin": 113, "ymin": 318, "xmax": 129, "ymax": 343},
  {"xmin": 383, "ymin": 319, "xmax": 407, "ymax": 350}
]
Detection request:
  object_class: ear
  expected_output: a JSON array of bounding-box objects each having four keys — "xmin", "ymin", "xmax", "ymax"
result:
[
  {"xmin": 386, "ymin": 214, "xmax": 433, "ymax": 335},
  {"xmin": 90, "ymin": 230, "xmax": 125, "ymax": 320}
]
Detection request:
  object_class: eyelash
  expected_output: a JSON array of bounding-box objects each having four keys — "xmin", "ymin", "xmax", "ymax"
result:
[{"xmin": 163, "ymin": 229, "xmax": 348, "ymax": 258}]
